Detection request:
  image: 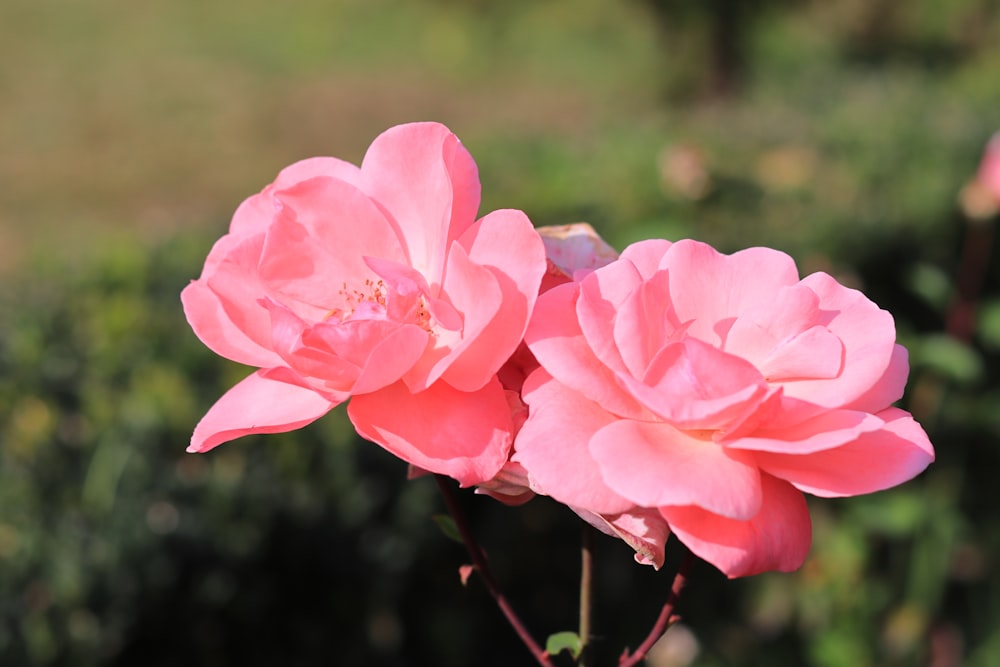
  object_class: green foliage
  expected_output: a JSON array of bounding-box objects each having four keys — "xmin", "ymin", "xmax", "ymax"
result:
[{"xmin": 545, "ymin": 631, "xmax": 583, "ymax": 660}]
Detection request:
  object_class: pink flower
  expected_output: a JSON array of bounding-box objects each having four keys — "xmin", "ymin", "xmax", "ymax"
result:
[
  {"xmin": 182, "ymin": 122, "xmax": 546, "ymax": 486},
  {"xmin": 976, "ymin": 132, "xmax": 1000, "ymax": 204},
  {"xmin": 515, "ymin": 238, "xmax": 934, "ymax": 577}
]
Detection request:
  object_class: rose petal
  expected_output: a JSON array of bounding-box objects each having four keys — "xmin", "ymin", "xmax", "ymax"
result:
[
  {"xmin": 620, "ymin": 338, "xmax": 768, "ymax": 431},
  {"xmin": 189, "ymin": 369, "xmax": 340, "ymax": 453},
  {"xmin": 590, "ymin": 419, "xmax": 762, "ymax": 520},
  {"xmin": 724, "ymin": 409, "xmax": 885, "ymax": 454},
  {"xmin": 526, "ymin": 283, "xmax": 646, "ymax": 418},
  {"xmin": 513, "ymin": 370, "xmax": 635, "ymax": 515},
  {"xmin": 664, "ymin": 240, "xmax": 801, "ymax": 346},
  {"xmin": 755, "ymin": 407, "xmax": 934, "ymax": 497},
  {"xmin": 439, "ymin": 208, "xmax": 546, "ymax": 391},
  {"xmin": 662, "ymin": 473, "xmax": 812, "ymax": 578},
  {"xmin": 358, "ymin": 122, "xmax": 481, "ymax": 283},
  {"xmin": 347, "ymin": 378, "xmax": 513, "ymax": 486}
]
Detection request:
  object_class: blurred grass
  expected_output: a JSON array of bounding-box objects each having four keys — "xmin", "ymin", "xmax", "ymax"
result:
[{"xmin": 2, "ymin": 0, "xmax": 1000, "ymax": 665}]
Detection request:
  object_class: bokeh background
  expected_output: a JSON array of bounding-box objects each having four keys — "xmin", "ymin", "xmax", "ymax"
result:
[{"xmin": 2, "ymin": 1, "xmax": 999, "ymax": 665}]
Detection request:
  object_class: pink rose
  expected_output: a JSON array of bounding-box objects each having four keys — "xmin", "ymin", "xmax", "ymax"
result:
[
  {"xmin": 182, "ymin": 122, "xmax": 546, "ymax": 486},
  {"xmin": 515, "ymin": 238, "xmax": 934, "ymax": 577},
  {"xmin": 977, "ymin": 132, "xmax": 1000, "ymax": 204}
]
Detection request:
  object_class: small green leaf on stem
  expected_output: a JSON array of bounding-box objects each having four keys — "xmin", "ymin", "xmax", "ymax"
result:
[
  {"xmin": 546, "ymin": 631, "xmax": 583, "ymax": 659},
  {"xmin": 432, "ymin": 514, "xmax": 464, "ymax": 544}
]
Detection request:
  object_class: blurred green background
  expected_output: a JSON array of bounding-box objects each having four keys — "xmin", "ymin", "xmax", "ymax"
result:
[{"xmin": 2, "ymin": 0, "xmax": 999, "ymax": 665}]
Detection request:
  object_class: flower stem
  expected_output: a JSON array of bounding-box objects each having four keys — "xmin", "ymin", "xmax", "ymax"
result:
[
  {"xmin": 433, "ymin": 475, "xmax": 556, "ymax": 667},
  {"xmin": 618, "ymin": 547, "xmax": 695, "ymax": 667},
  {"xmin": 579, "ymin": 523, "xmax": 594, "ymax": 666}
]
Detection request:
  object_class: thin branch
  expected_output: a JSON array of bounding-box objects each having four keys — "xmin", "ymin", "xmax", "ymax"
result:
[
  {"xmin": 619, "ymin": 548, "xmax": 695, "ymax": 667},
  {"xmin": 434, "ymin": 475, "xmax": 556, "ymax": 667}
]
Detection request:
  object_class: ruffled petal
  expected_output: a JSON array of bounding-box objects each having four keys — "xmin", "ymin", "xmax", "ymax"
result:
[
  {"xmin": 755, "ymin": 407, "xmax": 934, "ymax": 497},
  {"xmin": 189, "ymin": 370, "xmax": 340, "ymax": 453},
  {"xmin": 439, "ymin": 208, "xmax": 546, "ymax": 391},
  {"xmin": 619, "ymin": 338, "xmax": 768, "ymax": 431},
  {"xmin": 358, "ymin": 122, "xmax": 481, "ymax": 284},
  {"xmin": 664, "ymin": 240, "xmax": 801, "ymax": 346},
  {"xmin": 777, "ymin": 272, "xmax": 898, "ymax": 408},
  {"xmin": 526, "ymin": 283, "xmax": 647, "ymax": 418},
  {"xmin": 347, "ymin": 378, "xmax": 513, "ymax": 486},
  {"xmin": 513, "ymin": 370, "xmax": 635, "ymax": 515},
  {"xmin": 662, "ymin": 473, "xmax": 812, "ymax": 578},
  {"xmin": 724, "ymin": 409, "xmax": 886, "ymax": 454},
  {"xmin": 590, "ymin": 419, "xmax": 763, "ymax": 520}
]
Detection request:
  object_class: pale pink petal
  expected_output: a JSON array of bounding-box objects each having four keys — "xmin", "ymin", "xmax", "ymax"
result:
[
  {"xmin": 526, "ymin": 283, "xmax": 647, "ymax": 419},
  {"xmin": 439, "ymin": 208, "xmax": 546, "ymax": 391},
  {"xmin": 513, "ymin": 370, "xmax": 635, "ymax": 515},
  {"xmin": 724, "ymin": 409, "xmax": 885, "ymax": 454},
  {"xmin": 620, "ymin": 338, "xmax": 768, "ymax": 431},
  {"xmin": 590, "ymin": 419, "xmax": 763, "ymax": 520},
  {"xmin": 725, "ymin": 284, "xmax": 843, "ymax": 380},
  {"xmin": 664, "ymin": 241, "xmax": 801, "ymax": 346},
  {"xmin": 186, "ymin": 233, "xmax": 283, "ymax": 365},
  {"xmin": 618, "ymin": 239, "xmax": 674, "ymax": 278},
  {"xmin": 776, "ymin": 272, "xmax": 897, "ymax": 408},
  {"xmin": 359, "ymin": 122, "xmax": 481, "ymax": 283},
  {"xmin": 843, "ymin": 343, "xmax": 909, "ymax": 413},
  {"xmin": 576, "ymin": 259, "xmax": 645, "ymax": 375},
  {"xmin": 181, "ymin": 279, "xmax": 283, "ymax": 368},
  {"xmin": 754, "ymin": 407, "xmax": 934, "ymax": 497},
  {"xmin": 573, "ymin": 506, "xmax": 671, "ymax": 569},
  {"xmin": 613, "ymin": 270, "xmax": 686, "ymax": 378},
  {"xmin": 189, "ymin": 370, "xmax": 339, "ymax": 453},
  {"xmin": 347, "ymin": 378, "xmax": 512, "ymax": 487},
  {"xmin": 271, "ymin": 156, "xmax": 362, "ymax": 191},
  {"xmin": 258, "ymin": 177, "xmax": 406, "ymax": 313},
  {"xmin": 404, "ymin": 243, "xmax": 502, "ymax": 392},
  {"xmin": 311, "ymin": 319, "xmax": 429, "ymax": 394},
  {"xmin": 662, "ymin": 473, "xmax": 812, "ymax": 577}
]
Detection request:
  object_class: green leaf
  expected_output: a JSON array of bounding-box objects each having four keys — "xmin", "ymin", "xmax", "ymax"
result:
[
  {"xmin": 545, "ymin": 631, "xmax": 582, "ymax": 659},
  {"xmin": 432, "ymin": 514, "xmax": 463, "ymax": 544}
]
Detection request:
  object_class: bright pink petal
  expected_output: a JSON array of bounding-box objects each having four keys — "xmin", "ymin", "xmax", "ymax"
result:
[
  {"xmin": 613, "ymin": 269, "xmax": 686, "ymax": 378},
  {"xmin": 618, "ymin": 239, "xmax": 674, "ymax": 279},
  {"xmin": 513, "ymin": 370, "xmax": 635, "ymax": 515},
  {"xmin": 404, "ymin": 243, "xmax": 502, "ymax": 391},
  {"xmin": 777, "ymin": 272, "xmax": 897, "ymax": 408},
  {"xmin": 843, "ymin": 343, "xmax": 909, "ymax": 413},
  {"xmin": 182, "ymin": 278, "xmax": 283, "ymax": 368},
  {"xmin": 359, "ymin": 122, "xmax": 481, "ymax": 284},
  {"xmin": 526, "ymin": 283, "xmax": 647, "ymax": 419},
  {"xmin": 258, "ymin": 177, "xmax": 406, "ymax": 314},
  {"xmin": 189, "ymin": 370, "xmax": 339, "ymax": 453},
  {"xmin": 576, "ymin": 259, "xmax": 645, "ymax": 375},
  {"xmin": 662, "ymin": 473, "xmax": 812, "ymax": 578},
  {"xmin": 725, "ymin": 284, "xmax": 843, "ymax": 381},
  {"xmin": 755, "ymin": 407, "xmax": 934, "ymax": 497},
  {"xmin": 664, "ymin": 241, "xmax": 801, "ymax": 346},
  {"xmin": 439, "ymin": 208, "xmax": 546, "ymax": 391},
  {"xmin": 620, "ymin": 338, "xmax": 768, "ymax": 430},
  {"xmin": 590, "ymin": 419, "xmax": 763, "ymax": 520},
  {"xmin": 724, "ymin": 409, "xmax": 885, "ymax": 454},
  {"xmin": 347, "ymin": 378, "xmax": 513, "ymax": 487},
  {"xmin": 186, "ymin": 233, "xmax": 284, "ymax": 366}
]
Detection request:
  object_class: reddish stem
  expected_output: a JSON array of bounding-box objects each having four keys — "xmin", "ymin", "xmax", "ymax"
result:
[
  {"xmin": 434, "ymin": 475, "xmax": 556, "ymax": 667},
  {"xmin": 619, "ymin": 549, "xmax": 695, "ymax": 667}
]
